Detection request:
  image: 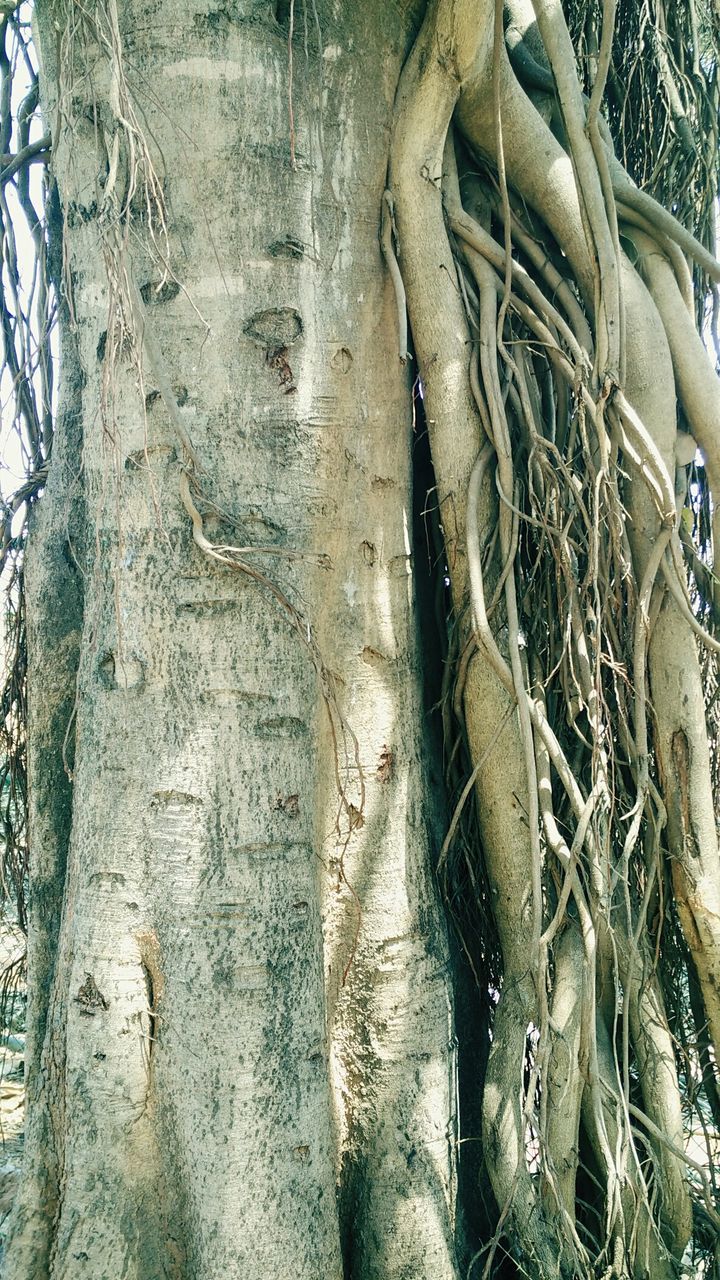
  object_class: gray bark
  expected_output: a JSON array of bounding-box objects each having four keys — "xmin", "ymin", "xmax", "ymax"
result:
[
  {"xmin": 5, "ymin": 2, "xmax": 719, "ymax": 1277},
  {"xmin": 5, "ymin": 2, "xmax": 460, "ymax": 1276}
]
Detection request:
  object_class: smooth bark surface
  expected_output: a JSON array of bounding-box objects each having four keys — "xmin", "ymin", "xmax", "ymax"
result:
[{"xmin": 7, "ymin": 2, "xmax": 459, "ymax": 1276}]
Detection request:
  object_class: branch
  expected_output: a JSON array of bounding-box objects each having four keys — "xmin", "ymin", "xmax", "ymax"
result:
[{"xmin": 0, "ymin": 133, "xmax": 50, "ymax": 184}]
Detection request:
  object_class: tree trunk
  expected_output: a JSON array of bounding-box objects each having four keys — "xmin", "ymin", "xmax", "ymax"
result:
[
  {"xmin": 6, "ymin": 2, "xmax": 460, "ymax": 1276},
  {"xmin": 4, "ymin": 1, "xmax": 720, "ymax": 1277}
]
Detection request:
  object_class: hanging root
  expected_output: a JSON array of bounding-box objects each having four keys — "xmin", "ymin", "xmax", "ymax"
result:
[{"xmin": 388, "ymin": 0, "xmax": 720, "ymax": 1274}]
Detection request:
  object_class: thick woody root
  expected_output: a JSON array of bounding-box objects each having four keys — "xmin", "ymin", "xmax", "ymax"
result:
[
  {"xmin": 389, "ymin": 10, "xmax": 568, "ymax": 1267},
  {"xmin": 389, "ymin": 0, "xmax": 719, "ymax": 1274}
]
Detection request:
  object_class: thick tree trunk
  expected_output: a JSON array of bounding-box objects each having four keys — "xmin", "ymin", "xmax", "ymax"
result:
[
  {"xmin": 5, "ymin": 1, "xmax": 720, "ymax": 1277},
  {"xmin": 5, "ymin": 2, "xmax": 461, "ymax": 1276}
]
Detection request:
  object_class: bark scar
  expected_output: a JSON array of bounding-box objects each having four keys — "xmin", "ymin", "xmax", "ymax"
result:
[
  {"xmin": 136, "ymin": 928, "xmax": 165, "ymax": 1062},
  {"xmin": 75, "ymin": 973, "xmax": 109, "ymax": 1016},
  {"xmin": 671, "ymin": 728, "xmax": 700, "ymax": 860}
]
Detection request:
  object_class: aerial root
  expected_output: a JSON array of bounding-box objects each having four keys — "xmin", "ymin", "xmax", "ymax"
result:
[{"xmin": 388, "ymin": 0, "xmax": 719, "ymax": 1273}]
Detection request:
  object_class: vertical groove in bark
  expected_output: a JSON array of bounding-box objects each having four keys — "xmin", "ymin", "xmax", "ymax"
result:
[{"xmin": 319, "ymin": 437, "xmax": 462, "ymax": 1276}]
